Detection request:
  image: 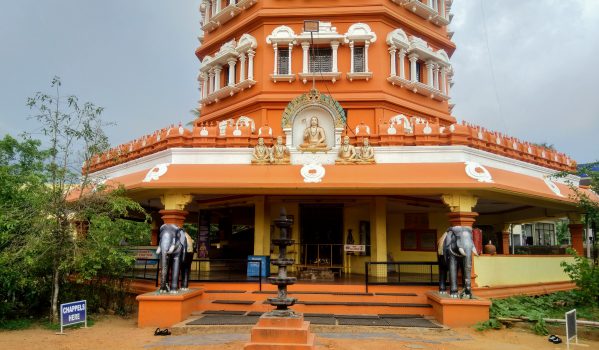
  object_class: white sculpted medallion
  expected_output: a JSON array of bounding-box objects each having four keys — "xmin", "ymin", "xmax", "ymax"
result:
[
  {"xmin": 301, "ymin": 163, "xmax": 326, "ymax": 183},
  {"xmin": 464, "ymin": 161, "xmax": 493, "ymax": 183},
  {"xmin": 143, "ymin": 163, "xmax": 170, "ymax": 183}
]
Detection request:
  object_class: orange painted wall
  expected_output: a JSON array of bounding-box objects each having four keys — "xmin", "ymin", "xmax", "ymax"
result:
[{"xmin": 195, "ymin": 0, "xmax": 456, "ymax": 132}]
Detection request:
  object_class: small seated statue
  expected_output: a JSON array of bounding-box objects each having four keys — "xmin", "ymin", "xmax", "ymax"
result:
[
  {"xmin": 271, "ymin": 136, "xmax": 290, "ymax": 164},
  {"xmin": 251, "ymin": 137, "xmax": 271, "ymax": 164},
  {"xmin": 299, "ymin": 116, "xmax": 329, "ymax": 151},
  {"xmin": 336, "ymin": 136, "xmax": 357, "ymax": 164},
  {"xmin": 358, "ymin": 137, "xmax": 375, "ymax": 163}
]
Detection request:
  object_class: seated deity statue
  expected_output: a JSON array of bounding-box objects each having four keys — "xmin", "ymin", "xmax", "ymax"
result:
[
  {"xmin": 271, "ymin": 136, "xmax": 290, "ymax": 164},
  {"xmin": 299, "ymin": 116, "xmax": 328, "ymax": 151},
  {"xmin": 336, "ymin": 136, "xmax": 357, "ymax": 164},
  {"xmin": 251, "ymin": 137, "xmax": 271, "ymax": 164},
  {"xmin": 358, "ymin": 137, "xmax": 375, "ymax": 163}
]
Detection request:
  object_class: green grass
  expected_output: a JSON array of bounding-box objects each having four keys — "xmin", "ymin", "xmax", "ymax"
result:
[
  {"xmin": 476, "ymin": 291, "xmax": 599, "ymax": 335},
  {"xmin": 0, "ymin": 319, "xmax": 33, "ymax": 331},
  {"xmin": 0, "ymin": 316, "xmax": 94, "ymax": 331}
]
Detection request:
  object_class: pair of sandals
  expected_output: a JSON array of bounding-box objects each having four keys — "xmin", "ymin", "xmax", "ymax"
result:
[
  {"xmin": 548, "ymin": 335, "xmax": 562, "ymax": 344},
  {"xmin": 154, "ymin": 328, "xmax": 171, "ymax": 336}
]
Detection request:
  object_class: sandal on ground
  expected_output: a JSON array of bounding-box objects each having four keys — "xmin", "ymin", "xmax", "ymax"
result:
[
  {"xmin": 154, "ymin": 328, "xmax": 171, "ymax": 336},
  {"xmin": 548, "ymin": 335, "xmax": 562, "ymax": 344}
]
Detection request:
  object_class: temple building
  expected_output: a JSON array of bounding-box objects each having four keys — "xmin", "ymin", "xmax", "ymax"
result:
[{"xmin": 88, "ymin": 0, "xmax": 597, "ymax": 322}]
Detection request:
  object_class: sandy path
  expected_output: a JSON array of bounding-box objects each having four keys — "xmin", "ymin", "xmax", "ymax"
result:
[{"xmin": 0, "ymin": 316, "xmax": 596, "ymax": 350}]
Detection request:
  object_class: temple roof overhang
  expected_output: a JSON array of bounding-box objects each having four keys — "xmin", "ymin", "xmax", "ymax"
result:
[{"xmin": 92, "ymin": 161, "xmax": 595, "ymax": 210}]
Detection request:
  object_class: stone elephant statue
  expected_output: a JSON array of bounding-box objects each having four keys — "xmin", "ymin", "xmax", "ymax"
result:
[
  {"xmin": 156, "ymin": 224, "xmax": 187, "ymax": 293},
  {"xmin": 437, "ymin": 226, "xmax": 479, "ymax": 298}
]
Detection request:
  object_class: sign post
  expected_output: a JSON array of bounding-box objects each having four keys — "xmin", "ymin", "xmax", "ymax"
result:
[
  {"xmin": 566, "ymin": 309, "xmax": 577, "ymax": 349},
  {"xmin": 59, "ymin": 300, "xmax": 87, "ymax": 334}
]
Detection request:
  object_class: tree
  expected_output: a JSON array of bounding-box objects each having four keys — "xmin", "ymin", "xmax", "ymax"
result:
[{"xmin": 18, "ymin": 77, "xmax": 148, "ymax": 322}]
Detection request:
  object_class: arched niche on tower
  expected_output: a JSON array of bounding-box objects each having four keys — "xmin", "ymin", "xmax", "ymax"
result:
[{"xmin": 281, "ymin": 89, "xmax": 346, "ymax": 149}]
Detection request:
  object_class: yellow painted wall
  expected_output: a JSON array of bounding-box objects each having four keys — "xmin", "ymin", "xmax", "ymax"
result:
[
  {"xmin": 343, "ymin": 202, "xmax": 371, "ymax": 274},
  {"xmin": 474, "ymin": 255, "xmax": 575, "ymax": 287}
]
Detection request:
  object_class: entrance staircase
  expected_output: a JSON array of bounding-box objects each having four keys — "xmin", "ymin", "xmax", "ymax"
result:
[{"xmin": 190, "ymin": 282, "xmax": 436, "ymax": 317}]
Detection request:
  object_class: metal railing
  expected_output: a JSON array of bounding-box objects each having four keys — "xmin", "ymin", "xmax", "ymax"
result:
[
  {"xmin": 513, "ymin": 245, "xmax": 567, "ymax": 255},
  {"xmin": 128, "ymin": 258, "xmax": 263, "ymax": 291},
  {"xmin": 364, "ymin": 261, "xmax": 438, "ymax": 292}
]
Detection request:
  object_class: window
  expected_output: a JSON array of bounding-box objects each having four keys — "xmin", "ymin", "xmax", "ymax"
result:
[
  {"xmin": 223, "ymin": 65, "xmax": 230, "ymax": 85},
  {"xmin": 535, "ymin": 223, "xmax": 555, "ymax": 246},
  {"xmin": 353, "ymin": 46, "xmax": 365, "ymax": 73},
  {"xmin": 309, "ymin": 47, "xmax": 332, "ymax": 73},
  {"xmin": 415, "ymin": 61, "xmax": 422, "ymax": 82},
  {"xmin": 401, "ymin": 229, "xmax": 437, "ymax": 251},
  {"xmin": 277, "ymin": 48, "xmax": 290, "ymax": 75}
]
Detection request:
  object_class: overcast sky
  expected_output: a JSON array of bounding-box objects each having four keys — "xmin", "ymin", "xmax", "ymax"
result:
[{"xmin": 1, "ymin": 1, "xmax": 597, "ymax": 163}]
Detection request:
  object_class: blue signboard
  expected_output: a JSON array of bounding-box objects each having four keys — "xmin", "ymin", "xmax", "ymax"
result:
[{"xmin": 60, "ymin": 300, "xmax": 87, "ymax": 333}]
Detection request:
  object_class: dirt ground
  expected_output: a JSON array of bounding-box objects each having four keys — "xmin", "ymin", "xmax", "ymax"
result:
[{"xmin": 0, "ymin": 315, "xmax": 597, "ymax": 350}]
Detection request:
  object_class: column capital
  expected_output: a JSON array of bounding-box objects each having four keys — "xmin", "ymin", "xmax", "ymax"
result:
[
  {"xmin": 408, "ymin": 53, "xmax": 419, "ymax": 61},
  {"xmin": 388, "ymin": 46, "xmax": 397, "ymax": 54},
  {"xmin": 161, "ymin": 193, "xmax": 193, "ymax": 211},
  {"xmin": 567, "ymin": 212, "xmax": 583, "ymax": 224},
  {"xmin": 301, "ymin": 42, "xmax": 310, "ymax": 49},
  {"xmin": 247, "ymin": 49, "xmax": 255, "ymax": 57},
  {"xmin": 227, "ymin": 58, "xmax": 237, "ymax": 65},
  {"xmin": 442, "ymin": 194, "xmax": 478, "ymax": 213},
  {"xmin": 213, "ymin": 65, "xmax": 223, "ymax": 72},
  {"xmin": 330, "ymin": 40, "xmax": 340, "ymax": 49},
  {"xmin": 425, "ymin": 60, "xmax": 435, "ymax": 68}
]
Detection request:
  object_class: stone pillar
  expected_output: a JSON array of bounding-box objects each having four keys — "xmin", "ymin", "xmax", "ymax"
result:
[
  {"xmin": 389, "ymin": 46, "xmax": 397, "ymax": 77},
  {"xmin": 227, "ymin": 58, "xmax": 236, "ymax": 86},
  {"xmin": 239, "ymin": 52, "xmax": 246, "ymax": 81},
  {"xmin": 214, "ymin": 65, "xmax": 222, "ymax": 90},
  {"xmin": 440, "ymin": 67, "xmax": 447, "ymax": 94},
  {"xmin": 370, "ymin": 197, "xmax": 387, "ymax": 278},
  {"xmin": 287, "ymin": 42, "xmax": 293, "ymax": 74},
  {"xmin": 208, "ymin": 69, "xmax": 215, "ymax": 94},
  {"xmin": 331, "ymin": 40, "xmax": 339, "ymax": 73},
  {"xmin": 247, "ymin": 49, "xmax": 255, "ymax": 80},
  {"xmin": 350, "ymin": 41, "xmax": 355, "ymax": 73},
  {"xmin": 398, "ymin": 48, "xmax": 406, "ymax": 79},
  {"xmin": 409, "ymin": 54, "xmax": 418, "ymax": 82},
  {"xmin": 201, "ymin": 73, "xmax": 208, "ymax": 98},
  {"xmin": 440, "ymin": 0, "xmax": 446, "ymax": 18},
  {"xmin": 301, "ymin": 42, "xmax": 310, "ymax": 73},
  {"xmin": 204, "ymin": 1, "xmax": 211, "ymax": 24},
  {"xmin": 433, "ymin": 64, "xmax": 440, "ymax": 90},
  {"xmin": 272, "ymin": 43, "xmax": 278, "ymax": 74},
  {"xmin": 425, "ymin": 61, "xmax": 434, "ymax": 87},
  {"xmin": 501, "ymin": 230, "xmax": 511, "ymax": 255},
  {"xmin": 364, "ymin": 41, "xmax": 370, "ymax": 72}
]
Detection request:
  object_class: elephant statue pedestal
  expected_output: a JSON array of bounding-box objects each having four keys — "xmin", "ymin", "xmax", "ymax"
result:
[
  {"xmin": 136, "ymin": 288, "xmax": 203, "ymax": 328},
  {"xmin": 426, "ymin": 291, "xmax": 491, "ymax": 327}
]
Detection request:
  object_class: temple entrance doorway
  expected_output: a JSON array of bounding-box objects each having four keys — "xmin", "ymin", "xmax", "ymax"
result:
[
  {"xmin": 200, "ymin": 206, "xmax": 255, "ymax": 260},
  {"xmin": 299, "ymin": 204, "xmax": 344, "ymax": 276}
]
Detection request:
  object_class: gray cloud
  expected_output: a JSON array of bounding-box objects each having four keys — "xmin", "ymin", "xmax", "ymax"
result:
[{"xmin": 451, "ymin": 0, "xmax": 599, "ymax": 163}]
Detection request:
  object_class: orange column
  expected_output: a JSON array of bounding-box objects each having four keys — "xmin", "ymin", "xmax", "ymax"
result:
[
  {"xmin": 159, "ymin": 209, "xmax": 189, "ymax": 227},
  {"xmin": 569, "ymin": 223, "xmax": 584, "ymax": 255},
  {"xmin": 501, "ymin": 231, "xmax": 510, "ymax": 255},
  {"xmin": 447, "ymin": 212, "xmax": 478, "ymax": 227}
]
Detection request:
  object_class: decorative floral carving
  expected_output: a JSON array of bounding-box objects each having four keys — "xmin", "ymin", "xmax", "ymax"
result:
[{"xmin": 281, "ymin": 89, "xmax": 346, "ymax": 129}]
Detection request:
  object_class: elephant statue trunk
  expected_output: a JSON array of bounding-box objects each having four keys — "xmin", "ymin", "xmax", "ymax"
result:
[{"xmin": 438, "ymin": 226, "xmax": 478, "ymax": 299}]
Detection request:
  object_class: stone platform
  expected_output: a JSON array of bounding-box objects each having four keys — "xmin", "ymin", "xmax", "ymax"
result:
[
  {"xmin": 136, "ymin": 288, "xmax": 203, "ymax": 328},
  {"xmin": 244, "ymin": 315, "xmax": 316, "ymax": 350},
  {"xmin": 426, "ymin": 291, "xmax": 491, "ymax": 327}
]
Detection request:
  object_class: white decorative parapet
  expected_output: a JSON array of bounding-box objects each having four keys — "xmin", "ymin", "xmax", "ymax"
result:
[
  {"xmin": 390, "ymin": 0, "xmax": 451, "ymax": 27},
  {"xmin": 201, "ymin": 0, "xmax": 258, "ymax": 33}
]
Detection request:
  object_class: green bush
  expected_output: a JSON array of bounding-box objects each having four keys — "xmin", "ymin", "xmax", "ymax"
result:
[{"xmin": 561, "ymin": 249, "xmax": 599, "ymax": 307}]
